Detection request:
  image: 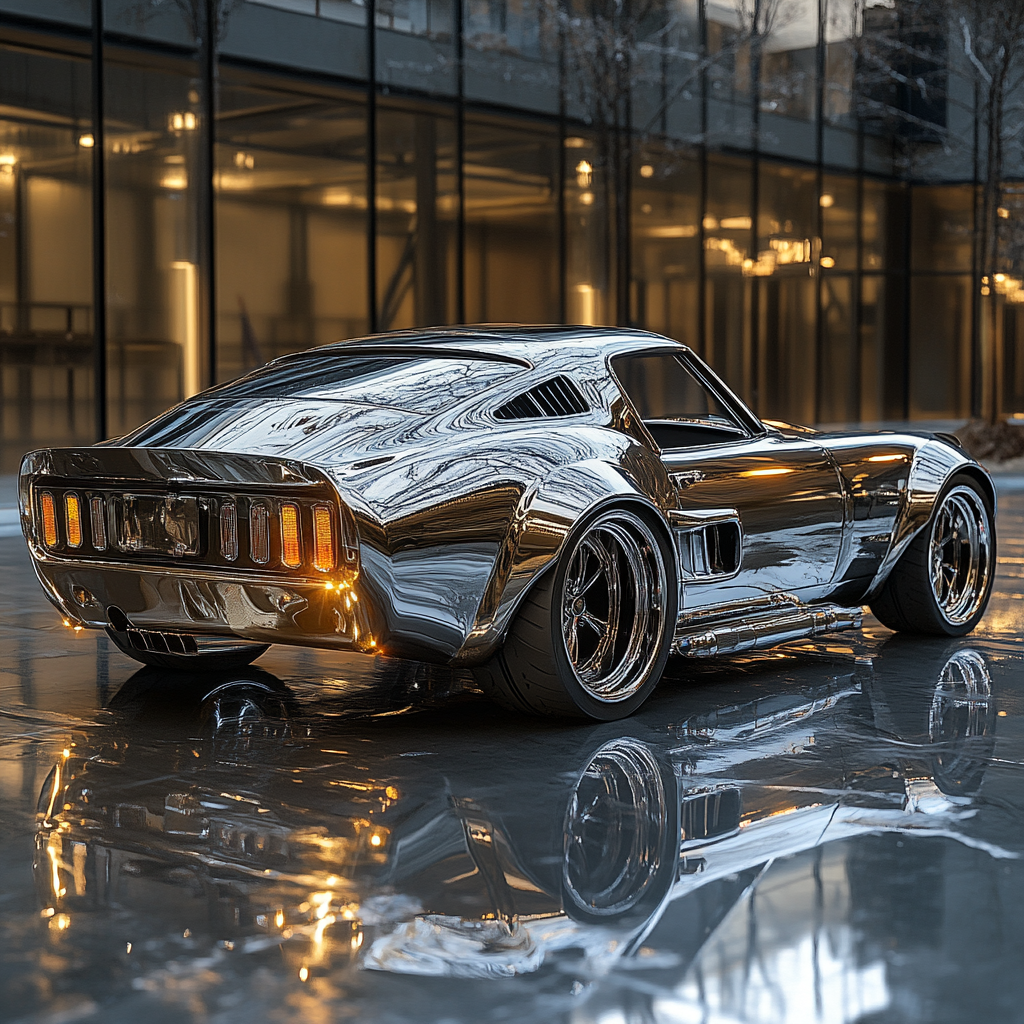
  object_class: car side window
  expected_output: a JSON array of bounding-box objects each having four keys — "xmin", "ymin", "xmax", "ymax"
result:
[{"xmin": 612, "ymin": 353, "xmax": 747, "ymax": 449}]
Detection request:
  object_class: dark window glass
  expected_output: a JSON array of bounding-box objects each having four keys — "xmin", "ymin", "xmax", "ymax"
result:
[
  {"xmin": 613, "ymin": 353, "xmax": 739, "ymax": 428},
  {"xmin": 0, "ymin": 44, "xmax": 94, "ymax": 473},
  {"xmin": 215, "ymin": 79, "xmax": 369, "ymax": 385}
]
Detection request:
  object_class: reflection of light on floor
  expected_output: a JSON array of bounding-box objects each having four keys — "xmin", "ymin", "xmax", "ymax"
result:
[
  {"xmin": 649, "ymin": 848, "xmax": 889, "ymax": 1024},
  {"xmin": 650, "ymin": 934, "xmax": 887, "ymax": 1024}
]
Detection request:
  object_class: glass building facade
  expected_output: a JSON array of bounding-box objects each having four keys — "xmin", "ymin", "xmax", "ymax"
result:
[{"xmin": 0, "ymin": 0, "xmax": 1019, "ymax": 472}]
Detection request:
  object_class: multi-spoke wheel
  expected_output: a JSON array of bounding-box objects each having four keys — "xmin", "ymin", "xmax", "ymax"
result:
[
  {"xmin": 474, "ymin": 507, "xmax": 676, "ymax": 719},
  {"xmin": 870, "ymin": 474, "xmax": 994, "ymax": 637}
]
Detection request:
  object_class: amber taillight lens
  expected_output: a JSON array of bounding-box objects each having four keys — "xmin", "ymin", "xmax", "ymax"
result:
[
  {"xmin": 65, "ymin": 494, "xmax": 83, "ymax": 548},
  {"xmin": 90, "ymin": 496, "xmax": 107, "ymax": 551},
  {"xmin": 40, "ymin": 492, "xmax": 58, "ymax": 547},
  {"xmin": 250, "ymin": 502, "xmax": 270, "ymax": 564},
  {"xmin": 220, "ymin": 502, "xmax": 238, "ymax": 561},
  {"xmin": 313, "ymin": 504, "xmax": 335, "ymax": 572},
  {"xmin": 280, "ymin": 502, "xmax": 301, "ymax": 568}
]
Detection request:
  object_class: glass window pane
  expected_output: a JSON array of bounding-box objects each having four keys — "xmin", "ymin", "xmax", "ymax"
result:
[
  {"xmin": 862, "ymin": 179, "xmax": 906, "ymax": 272},
  {"xmin": 565, "ymin": 134, "xmax": 612, "ymax": 326},
  {"xmin": 910, "ymin": 275, "xmax": 972, "ymax": 418},
  {"xmin": 859, "ymin": 275, "xmax": 906, "ymax": 422},
  {"xmin": 463, "ymin": 120, "xmax": 558, "ymax": 324},
  {"xmin": 215, "ymin": 79, "xmax": 368, "ymax": 383},
  {"xmin": 756, "ymin": 163, "xmax": 817, "ymax": 424},
  {"xmin": 632, "ymin": 148, "xmax": 700, "ymax": 347},
  {"xmin": 377, "ymin": 0, "xmax": 456, "ymax": 94},
  {"xmin": 821, "ymin": 174, "xmax": 857, "ymax": 272},
  {"xmin": 464, "ymin": 0, "xmax": 558, "ymax": 113},
  {"xmin": 0, "ymin": 0, "xmax": 89, "ymax": 26},
  {"xmin": 911, "ymin": 185, "xmax": 974, "ymax": 272},
  {"xmin": 704, "ymin": 155, "xmax": 752, "ymax": 398},
  {"xmin": 105, "ymin": 54, "xmax": 205, "ymax": 436},
  {"xmin": 824, "ymin": 0, "xmax": 858, "ymax": 125},
  {"xmin": 0, "ymin": 44, "xmax": 94, "ymax": 471},
  {"xmin": 376, "ymin": 105, "xmax": 457, "ymax": 330},
  {"xmin": 820, "ymin": 273, "xmax": 857, "ymax": 424},
  {"xmin": 706, "ymin": 1, "xmax": 753, "ymax": 147},
  {"xmin": 760, "ymin": 0, "xmax": 817, "ymax": 122},
  {"xmin": 613, "ymin": 353, "xmax": 738, "ymax": 426},
  {"xmin": 758, "ymin": 276, "xmax": 817, "ymax": 425},
  {"xmin": 220, "ymin": 1, "xmax": 368, "ymax": 82}
]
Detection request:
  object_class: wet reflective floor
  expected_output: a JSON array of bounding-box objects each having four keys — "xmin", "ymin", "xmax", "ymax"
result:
[{"xmin": 3, "ymin": 495, "xmax": 1024, "ymax": 1024}]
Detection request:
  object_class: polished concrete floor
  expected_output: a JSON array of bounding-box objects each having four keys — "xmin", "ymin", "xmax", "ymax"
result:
[{"xmin": 2, "ymin": 494, "xmax": 1024, "ymax": 1024}]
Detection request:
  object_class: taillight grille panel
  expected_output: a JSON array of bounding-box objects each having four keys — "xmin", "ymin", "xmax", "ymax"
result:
[{"xmin": 32, "ymin": 483, "xmax": 357, "ymax": 577}]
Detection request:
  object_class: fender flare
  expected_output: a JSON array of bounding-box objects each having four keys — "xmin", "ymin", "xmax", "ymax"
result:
[{"xmin": 865, "ymin": 439, "xmax": 995, "ymax": 599}]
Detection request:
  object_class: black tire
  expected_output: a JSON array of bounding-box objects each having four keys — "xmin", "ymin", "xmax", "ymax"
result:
[
  {"xmin": 105, "ymin": 627, "xmax": 269, "ymax": 671},
  {"xmin": 474, "ymin": 505, "xmax": 677, "ymax": 720},
  {"xmin": 869, "ymin": 473, "xmax": 995, "ymax": 637}
]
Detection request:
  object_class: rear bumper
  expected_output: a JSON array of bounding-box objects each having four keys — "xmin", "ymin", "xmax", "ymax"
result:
[{"xmin": 32, "ymin": 556, "xmax": 380, "ymax": 654}]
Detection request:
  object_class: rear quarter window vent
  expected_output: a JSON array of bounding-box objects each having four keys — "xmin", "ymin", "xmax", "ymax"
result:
[{"xmin": 494, "ymin": 376, "xmax": 589, "ymax": 420}]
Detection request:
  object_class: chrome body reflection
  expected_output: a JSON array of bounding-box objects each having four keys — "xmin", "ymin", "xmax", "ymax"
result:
[
  {"xmin": 19, "ymin": 327, "xmax": 994, "ymax": 707},
  {"xmin": 34, "ymin": 643, "xmax": 1011, "ymax": 983}
]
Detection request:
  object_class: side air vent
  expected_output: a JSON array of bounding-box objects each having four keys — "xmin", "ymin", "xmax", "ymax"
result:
[{"xmin": 494, "ymin": 376, "xmax": 589, "ymax": 420}]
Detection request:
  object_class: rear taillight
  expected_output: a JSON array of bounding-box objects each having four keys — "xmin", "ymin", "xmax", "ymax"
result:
[
  {"xmin": 250, "ymin": 502, "xmax": 270, "ymax": 564},
  {"xmin": 280, "ymin": 502, "xmax": 301, "ymax": 568},
  {"xmin": 313, "ymin": 504, "xmax": 335, "ymax": 572},
  {"xmin": 40, "ymin": 492, "xmax": 58, "ymax": 548},
  {"xmin": 64, "ymin": 494, "xmax": 82, "ymax": 548},
  {"xmin": 90, "ymin": 496, "xmax": 107, "ymax": 551},
  {"xmin": 220, "ymin": 502, "xmax": 238, "ymax": 561}
]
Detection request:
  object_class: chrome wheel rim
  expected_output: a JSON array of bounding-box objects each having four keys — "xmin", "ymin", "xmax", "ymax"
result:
[
  {"xmin": 929, "ymin": 486, "xmax": 992, "ymax": 626},
  {"xmin": 560, "ymin": 510, "xmax": 668, "ymax": 702}
]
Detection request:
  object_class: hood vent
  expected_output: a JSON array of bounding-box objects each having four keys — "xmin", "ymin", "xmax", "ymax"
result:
[{"xmin": 494, "ymin": 376, "xmax": 589, "ymax": 420}]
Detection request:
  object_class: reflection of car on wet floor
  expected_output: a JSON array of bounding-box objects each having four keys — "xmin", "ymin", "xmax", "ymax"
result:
[
  {"xmin": 35, "ymin": 640, "xmax": 1007, "ymax": 979},
  {"xmin": 20, "ymin": 326, "xmax": 997, "ymax": 719}
]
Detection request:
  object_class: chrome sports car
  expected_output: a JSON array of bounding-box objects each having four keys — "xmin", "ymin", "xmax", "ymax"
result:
[{"xmin": 19, "ymin": 326, "xmax": 995, "ymax": 719}]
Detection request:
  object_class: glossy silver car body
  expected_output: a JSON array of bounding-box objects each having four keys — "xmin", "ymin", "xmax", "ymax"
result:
[{"xmin": 19, "ymin": 326, "xmax": 994, "ymax": 677}]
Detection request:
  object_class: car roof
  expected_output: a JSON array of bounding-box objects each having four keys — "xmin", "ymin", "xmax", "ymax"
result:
[{"xmin": 309, "ymin": 325, "xmax": 690, "ymax": 367}]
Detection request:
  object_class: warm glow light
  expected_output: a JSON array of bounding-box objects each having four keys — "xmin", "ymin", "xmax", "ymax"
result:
[
  {"xmin": 995, "ymin": 273, "xmax": 1007, "ymax": 283},
  {"xmin": 740, "ymin": 467, "xmax": 794, "ymax": 477},
  {"xmin": 274, "ymin": 910, "xmax": 285, "ymax": 928},
  {"xmin": 40, "ymin": 492, "xmax": 58, "ymax": 547},
  {"xmin": 820, "ymin": 256, "xmax": 836, "ymax": 269},
  {"xmin": 64, "ymin": 494, "xmax": 82, "ymax": 548},
  {"xmin": 564, "ymin": 135, "xmax": 585, "ymax": 149},
  {"xmin": 639, "ymin": 163, "xmax": 654, "ymax": 178},
  {"xmin": 867, "ymin": 453, "xmax": 906, "ymax": 462},
  {"xmin": 161, "ymin": 171, "xmax": 188, "ymax": 190},
  {"xmin": 819, "ymin": 193, "xmax": 834, "ymax": 208},
  {"xmin": 720, "ymin": 216, "xmax": 753, "ymax": 230},
  {"xmin": 281, "ymin": 503, "xmax": 301, "ymax": 568},
  {"xmin": 313, "ymin": 505, "xmax": 335, "ymax": 572},
  {"xmin": 298, "ymin": 966, "xmax": 309, "ymax": 982},
  {"xmin": 575, "ymin": 160, "xmax": 593, "ymax": 187},
  {"xmin": 369, "ymin": 833, "xmax": 383, "ymax": 847},
  {"xmin": 579, "ymin": 191, "xmax": 594, "ymax": 206},
  {"xmin": 0, "ymin": 154, "xmax": 15, "ymax": 165},
  {"xmin": 644, "ymin": 225, "xmax": 698, "ymax": 238},
  {"xmin": 998, "ymin": 206, "xmax": 1010, "ymax": 219},
  {"xmin": 78, "ymin": 134, "xmax": 94, "ymax": 148},
  {"xmin": 169, "ymin": 111, "xmax": 197, "ymax": 131},
  {"xmin": 233, "ymin": 151, "xmax": 255, "ymax": 170}
]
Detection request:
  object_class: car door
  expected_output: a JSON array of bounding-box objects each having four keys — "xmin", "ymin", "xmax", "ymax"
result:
[{"xmin": 612, "ymin": 350, "xmax": 845, "ymax": 612}]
